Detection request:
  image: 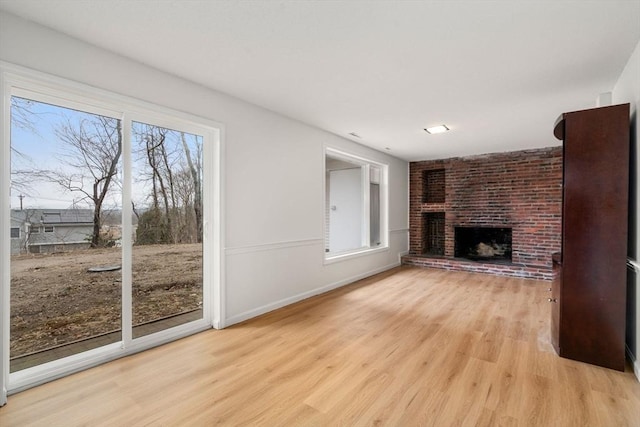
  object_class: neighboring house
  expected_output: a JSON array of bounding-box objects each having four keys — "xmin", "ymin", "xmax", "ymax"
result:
[{"xmin": 10, "ymin": 209, "xmax": 93, "ymax": 255}]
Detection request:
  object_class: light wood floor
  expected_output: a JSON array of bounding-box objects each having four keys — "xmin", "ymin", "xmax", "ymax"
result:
[{"xmin": 1, "ymin": 266, "xmax": 639, "ymax": 426}]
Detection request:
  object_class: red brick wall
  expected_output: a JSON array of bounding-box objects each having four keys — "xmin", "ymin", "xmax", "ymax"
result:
[
  {"xmin": 404, "ymin": 147, "xmax": 562, "ymax": 280},
  {"xmin": 423, "ymin": 169, "xmax": 445, "ymax": 203}
]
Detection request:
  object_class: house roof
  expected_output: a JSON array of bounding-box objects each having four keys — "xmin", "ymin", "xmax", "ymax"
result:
[{"xmin": 10, "ymin": 209, "xmax": 93, "ymax": 225}]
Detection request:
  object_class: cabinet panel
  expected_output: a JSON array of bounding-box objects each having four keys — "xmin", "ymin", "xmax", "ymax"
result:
[{"xmin": 551, "ymin": 252, "xmax": 561, "ymax": 354}]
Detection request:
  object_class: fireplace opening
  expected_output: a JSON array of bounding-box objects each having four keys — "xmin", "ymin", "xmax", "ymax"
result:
[{"xmin": 454, "ymin": 227, "xmax": 512, "ymax": 263}]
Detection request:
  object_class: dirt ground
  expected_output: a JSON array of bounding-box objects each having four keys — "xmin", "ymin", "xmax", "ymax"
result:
[{"xmin": 10, "ymin": 243, "xmax": 202, "ymax": 357}]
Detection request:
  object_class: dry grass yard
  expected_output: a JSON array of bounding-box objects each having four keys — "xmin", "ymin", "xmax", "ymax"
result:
[
  {"xmin": 1, "ymin": 266, "xmax": 639, "ymax": 426},
  {"xmin": 10, "ymin": 244, "xmax": 202, "ymax": 357}
]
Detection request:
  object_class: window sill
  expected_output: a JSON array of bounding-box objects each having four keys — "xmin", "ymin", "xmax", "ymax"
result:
[{"xmin": 324, "ymin": 245, "xmax": 389, "ymax": 265}]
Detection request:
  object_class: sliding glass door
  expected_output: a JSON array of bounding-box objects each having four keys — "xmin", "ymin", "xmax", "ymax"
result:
[
  {"xmin": 9, "ymin": 96, "xmax": 124, "ymax": 372},
  {"xmin": 3, "ymin": 74, "xmax": 220, "ymax": 394},
  {"xmin": 130, "ymin": 122, "xmax": 204, "ymax": 338}
]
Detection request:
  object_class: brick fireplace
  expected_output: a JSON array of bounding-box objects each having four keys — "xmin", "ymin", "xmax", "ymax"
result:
[{"xmin": 403, "ymin": 147, "xmax": 562, "ymax": 280}]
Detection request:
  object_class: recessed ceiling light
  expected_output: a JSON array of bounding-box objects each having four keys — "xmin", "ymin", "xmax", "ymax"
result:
[{"xmin": 424, "ymin": 125, "xmax": 450, "ymax": 134}]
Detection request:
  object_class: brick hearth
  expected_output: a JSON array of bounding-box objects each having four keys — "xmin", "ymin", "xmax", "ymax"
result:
[{"xmin": 403, "ymin": 147, "xmax": 562, "ymax": 280}]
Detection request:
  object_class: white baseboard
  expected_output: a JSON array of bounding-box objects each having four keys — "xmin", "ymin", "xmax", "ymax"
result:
[
  {"xmin": 627, "ymin": 345, "xmax": 640, "ymax": 382},
  {"xmin": 225, "ymin": 261, "xmax": 401, "ymax": 327}
]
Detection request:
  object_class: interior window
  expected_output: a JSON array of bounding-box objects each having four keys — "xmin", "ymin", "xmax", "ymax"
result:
[{"xmin": 325, "ymin": 149, "xmax": 387, "ymax": 259}]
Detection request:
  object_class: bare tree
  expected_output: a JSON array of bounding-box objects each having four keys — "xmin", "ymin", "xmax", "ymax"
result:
[
  {"xmin": 181, "ymin": 132, "xmax": 203, "ymax": 243},
  {"xmin": 10, "ymin": 97, "xmax": 39, "ymax": 196},
  {"xmin": 172, "ymin": 168, "xmax": 197, "ymax": 243},
  {"xmin": 141, "ymin": 125, "xmax": 174, "ymax": 242},
  {"xmin": 10, "ymin": 97, "xmax": 38, "ymax": 134},
  {"xmin": 41, "ymin": 115, "xmax": 122, "ymax": 247},
  {"xmin": 133, "ymin": 125, "xmax": 203, "ymax": 245},
  {"xmin": 17, "ymin": 209, "xmax": 39, "ymax": 254}
]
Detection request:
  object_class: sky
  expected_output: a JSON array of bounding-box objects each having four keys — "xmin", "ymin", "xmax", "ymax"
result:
[
  {"xmin": 10, "ymin": 96, "xmax": 202, "ymax": 212},
  {"xmin": 11, "ymin": 98, "xmax": 83, "ymax": 209}
]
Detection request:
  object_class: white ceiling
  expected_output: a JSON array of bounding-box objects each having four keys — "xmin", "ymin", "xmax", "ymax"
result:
[{"xmin": 1, "ymin": 1, "xmax": 639, "ymax": 161}]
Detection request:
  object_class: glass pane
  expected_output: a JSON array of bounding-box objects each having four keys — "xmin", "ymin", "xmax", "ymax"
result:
[
  {"xmin": 131, "ymin": 122, "xmax": 203, "ymax": 338},
  {"xmin": 10, "ymin": 96, "xmax": 122, "ymax": 372},
  {"xmin": 370, "ymin": 183, "xmax": 380, "ymax": 246},
  {"xmin": 370, "ymin": 165, "xmax": 381, "ymax": 247},
  {"xmin": 326, "ymin": 154, "xmax": 363, "ymax": 253}
]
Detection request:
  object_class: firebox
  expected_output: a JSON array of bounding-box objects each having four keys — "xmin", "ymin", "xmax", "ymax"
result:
[{"xmin": 454, "ymin": 227, "xmax": 512, "ymax": 263}]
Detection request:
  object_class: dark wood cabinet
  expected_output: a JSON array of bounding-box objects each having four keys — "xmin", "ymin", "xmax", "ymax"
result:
[{"xmin": 551, "ymin": 103, "xmax": 629, "ymax": 371}]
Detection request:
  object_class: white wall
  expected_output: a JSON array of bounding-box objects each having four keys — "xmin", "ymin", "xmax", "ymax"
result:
[
  {"xmin": 0, "ymin": 11, "xmax": 408, "ymax": 326},
  {"xmin": 613, "ymin": 39, "xmax": 640, "ymax": 381}
]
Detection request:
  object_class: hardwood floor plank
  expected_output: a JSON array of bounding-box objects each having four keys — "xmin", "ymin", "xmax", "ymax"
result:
[
  {"xmin": 591, "ymin": 389, "xmax": 640, "ymax": 427},
  {"xmin": 303, "ymin": 358, "xmax": 373, "ymax": 413},
  {"xmin": 1, "ymin": 266, "xmax": 639, "ymax": 426},
  {"xmin": 518, "ymin": 373, "xmax": 556, "ymax": 426},
  {"xmin": 396, "ymin": 386, "xmax": 450, "ymax": 427},
  {"xmin": 324, "ymin": 369, "xmax": 393, "ymax": 425},
  {"xmin": 489, "ymin": 338, "xmax": 528, "ymax": 415}
]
